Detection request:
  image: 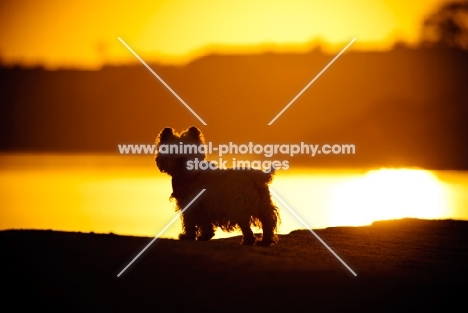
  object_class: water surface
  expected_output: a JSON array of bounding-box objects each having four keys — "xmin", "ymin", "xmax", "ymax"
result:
[{"xmin": 1, "ymin": 154, "xmax": 467, "ymax": 238}]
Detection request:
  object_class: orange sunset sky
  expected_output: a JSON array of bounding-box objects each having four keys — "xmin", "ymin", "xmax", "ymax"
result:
[
  {"xmin": 1, "ymin": 0, "xmax": 468, "ymax": 237},
  {"xmin": 0, "ymin": 0, "xmax": 451, "ymax": 68}
]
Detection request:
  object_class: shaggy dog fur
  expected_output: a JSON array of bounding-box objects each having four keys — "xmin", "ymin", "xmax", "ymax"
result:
[{"xmin": 155, "ymin": 126, "xmax": 279, "ymax": 245}]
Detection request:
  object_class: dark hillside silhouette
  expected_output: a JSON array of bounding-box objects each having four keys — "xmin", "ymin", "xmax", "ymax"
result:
[{"xmin": 1, "ymin": 45, "xmax": 468, "ymax": 168}]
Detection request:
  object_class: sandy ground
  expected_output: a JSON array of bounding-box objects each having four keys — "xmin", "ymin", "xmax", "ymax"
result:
[{"xmin": 2, "ymin": 218, "xmax": 467, "ymax": 312}]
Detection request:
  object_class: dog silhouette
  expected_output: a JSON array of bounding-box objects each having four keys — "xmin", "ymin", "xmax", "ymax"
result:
[{"xmin": 155, "ymin": 126, "xmax": 279, "ymax": 245}]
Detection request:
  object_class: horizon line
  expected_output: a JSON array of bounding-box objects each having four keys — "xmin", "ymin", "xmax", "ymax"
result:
[{"xmin": 0, "ymin": 39, "xmax": 434, "ymax": 71}]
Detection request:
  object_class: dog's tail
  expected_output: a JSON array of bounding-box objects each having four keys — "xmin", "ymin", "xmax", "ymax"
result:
[
  {"xmin": 261, "ymin": 164, "xmax": 276, "ymax": 183},
  {"xmin": 250, "ymin": 166, "xmax": 275, "ymax": 185}
]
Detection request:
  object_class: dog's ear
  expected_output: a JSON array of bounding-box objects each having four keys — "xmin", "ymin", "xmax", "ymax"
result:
[
  {"xmin": 157, "ymin": 127, "xmax": 176, "ymax": 143},
  {"xmin": 184, "ymin": 126, "xmax": 204, "ymax": 143},
  {"xmin": 187, "ymin": 126, "xmax": 201, "ymax": 137}
]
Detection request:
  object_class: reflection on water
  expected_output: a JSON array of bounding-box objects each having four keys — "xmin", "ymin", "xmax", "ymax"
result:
[{"xmin": 1, "ymin": 154, "xmax": 467, "ymax": 239}]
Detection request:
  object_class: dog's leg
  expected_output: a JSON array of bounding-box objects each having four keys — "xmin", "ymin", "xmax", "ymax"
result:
[
  {"xmin": 178, "ymin": 214, "xmax": 196, "ymax": 241},
  {"xmin": 197, "ymin": 223, "xmax": 215, "ymax": 241},
  {"xmin": 238, "ymin": 221, "xmax": 256, "ymax": 245},
  {"xmin": 257, "ymin": 211, "xmax": 278, "ymax": 246}
]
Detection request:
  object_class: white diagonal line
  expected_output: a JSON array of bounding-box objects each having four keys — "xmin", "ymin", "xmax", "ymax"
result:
[
  {"xmin": 117, "ymin": 189, "xmax": 206, "ymax": 277},
  {"xmin": 118, "ymin": 37, "xmax": 207, "ymax": 126},
  {"xmin": 270, "ymin": 189, "xmax": 357, "ymax": 276},
  {"xmin": 268, "ymin": 38, "xmax": 356, "ymax": 125}
]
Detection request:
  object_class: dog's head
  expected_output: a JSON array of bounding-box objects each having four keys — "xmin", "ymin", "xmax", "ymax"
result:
[{"xmin": 155, "ymin": 126, "xmax": 206, "ymax": 176}]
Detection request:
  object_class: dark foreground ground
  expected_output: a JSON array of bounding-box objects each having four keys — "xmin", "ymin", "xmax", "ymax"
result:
[{"xmin": 2, "ymin": 218, "xmax": 468, "ymax": 312}]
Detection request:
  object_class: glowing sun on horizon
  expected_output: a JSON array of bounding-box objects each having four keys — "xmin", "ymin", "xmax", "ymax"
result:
[{"xmin": 327, "ymin": 169, "xmax": 450, "ymax": 227}]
